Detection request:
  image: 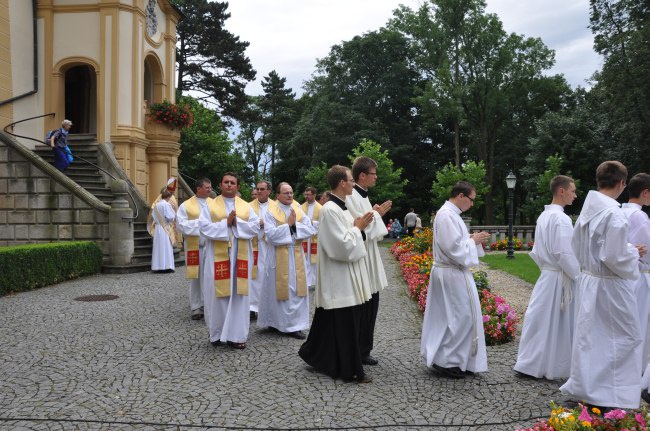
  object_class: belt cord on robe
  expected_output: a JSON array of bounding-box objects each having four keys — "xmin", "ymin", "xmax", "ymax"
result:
[
  {"xmin": 581, "ymin": 269, "xmax": 620, "ymax": 279},
  {"xmin": 540, "ymin": 266, "xmax": 574, "ymax": 311}
]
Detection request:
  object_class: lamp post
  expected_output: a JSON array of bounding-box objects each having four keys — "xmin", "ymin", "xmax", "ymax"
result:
[{"xmin": 506, "ymin": 171, "xmax": 517, "ymax": 259}]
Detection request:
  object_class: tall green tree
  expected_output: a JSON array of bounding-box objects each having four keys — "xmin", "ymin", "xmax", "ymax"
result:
[
  {"xmin": 589, "ymin": 0, "xmax": 650, "ymax": 173},
  {"xmin": 430, "ymin": 161, "xmax": 489, "ymax": 219},
  {"xmin": 172, "ymin": 0, "xmax": 256, "ymax": 120},
  {"xmin": 178, "ymin": 96, "xmax": 247, "ymax": 185},
  {"xmin": 389, "ymin": 0, "xmax": 566, "ymax": 223},
  {"xmin": 235, "ymin": 96, "xmax": 269, "ymax": 179}
]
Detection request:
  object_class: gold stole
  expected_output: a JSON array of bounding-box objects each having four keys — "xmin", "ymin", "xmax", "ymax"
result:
[
  {"xmin": 182, "ymin": 196, "xmax": 202, "ymax": 279},
  {"xmin": 301, "ymin": 202, "xmax": 321, "ymax": 264},
  {"xmin": 210, "ymin": 196, "xmax": 251, "ymax": 298},
  {"xmin": 269, "ymin": 200, "xmax": 307, "ymax": 300},
  {"xmin": 249, "ymin": 199, "xmax": 262, "ymax": 279},
  {"xmin": 153, "ymin": 201, "xmax": 177, "ymax": 246}
]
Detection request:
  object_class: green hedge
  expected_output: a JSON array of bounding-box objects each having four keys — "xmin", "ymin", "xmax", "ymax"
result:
[{"xmin": 0, "ymin": 241, "xmax": 103, "ymax": 295}]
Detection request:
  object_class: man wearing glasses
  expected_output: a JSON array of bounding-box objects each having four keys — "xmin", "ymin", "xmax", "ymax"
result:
[
  {"xmin": 249, "ymin": 181, "xmax": 272, "ymax": 320},
  {"xmin": 421, "ymin": 181, "xmax": 491, "ymax": 379},
  {"xmin": 346, "ymin": 156, "xmax": 392, "ymax": 366},
  {"xmin": 259, "ymin": 183, "xmax": 316, "ymax": 339}
]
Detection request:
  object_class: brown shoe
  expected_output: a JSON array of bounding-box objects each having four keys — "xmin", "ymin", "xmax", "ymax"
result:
[
  {"xmin": 356, "ymin": 374, "xmax": 373, "ymax": 384},
  {"xmin": 226, "ymin": 341, "xmax": 246, "ymax": 350}
]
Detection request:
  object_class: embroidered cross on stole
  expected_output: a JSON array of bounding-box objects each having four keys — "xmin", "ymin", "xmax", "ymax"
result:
[
  {"xmin": 301, "ymin": 202, "xmax": 320, "ymax": 264},
  {"xmin": 210, "ymin": 196, "xmax": 251, "ymax": 298},
  {"xmin": 269, "ymin": 200, "xmax": 307, "ymax": 301},
  {"xmin": 182, "ymin": 196, "xmax": 202, "ymax": 279}
]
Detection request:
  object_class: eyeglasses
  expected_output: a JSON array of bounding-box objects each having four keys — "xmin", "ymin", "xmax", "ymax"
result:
[
  {"xmin": 255, "ymin": 188, "xmax": 267, "ymax": 191},
  {"xmin": 366, "ymin": 172, "xmax": 377, "ymax": 176},
  {"xmin": 466, "ymin": 195, "xmax": 475, "ymax": 203},
  {"xmin": 280, "ymin": 192, "xmax": 294, "ymax": 195}
]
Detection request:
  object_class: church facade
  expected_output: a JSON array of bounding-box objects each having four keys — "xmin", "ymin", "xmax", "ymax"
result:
[{"xmin": 1, "ymin": 0, "xmax": 182, "ymax": 203}]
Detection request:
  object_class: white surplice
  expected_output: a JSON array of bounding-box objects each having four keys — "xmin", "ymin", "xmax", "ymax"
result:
[
  {"xmin": 315, "ymin": 199, "xmax": 371, "ymax": 310},
  {"xmin": 514, "ymin": 204, "xmax": 580, "ymax": 379},
  {"xmin": 560, "ymin": 190, "xmax": 641, "ymax": 408},
  {"xmin": 258, "ymin": 202, "xmax": 315, "ymax": 332},
  {"xmin": 199, "ymin": 197, "xmax": 260, "ymax": 344},
  {"xmin": 421, "ymin": 201, "xmax": 488, "ymax": 373},
  {"xmin": 151, "ymin": 199, "xmax": 176, "ymax": 271},
  {"xmin": 622, "ymin": 203, "xmax": 650, "ymax": 372},
  {"xmin": 249, "ymin": 200, "xmax": 270, "ymax": 313},
  {"xmin": 176, "ymin": 197, "xmax": 209, "ymax": 312},
  {"xmin": 303, "ymin": 202, "xmax": 320, "ymax": 288},
  {"xmin": 346, "ymin": 186, "xmax": 388, "ymax": 294}
]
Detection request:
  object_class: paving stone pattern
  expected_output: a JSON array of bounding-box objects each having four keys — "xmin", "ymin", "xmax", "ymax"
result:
[{"xmin": 0, "ymin": 249, "xmax": 571, "ymax": 430}]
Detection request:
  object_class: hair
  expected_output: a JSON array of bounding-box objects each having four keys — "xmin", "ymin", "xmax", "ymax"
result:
[
  {"xmin": 62, "ymin": 119, "xmax": 72, "ymax": 127},
  {"xmin": 596, "ymin": 161, "xmax": 627, "ymax": 189},
  {"xmin": 351, "ymin": 156, "xmax": 378, "ymax": 181},
  {"xmin": 276, "ymin": 182, "xmax": 291, "ymax": 194},
  {"xmin": 257, "ymin": 180, "xmax": 272, "ymax": 191},
  {"xmin": 327, "ymin": 165, "xmax": 350, "ymax": 190},
  {"xmin": 160, "ymin": 190, "xmax": 172, "ymax": 200},
  {"xmin": 195, "ymin": 177, "xmax": 211, "ymax": 191},
  {"xmin": 450, "ymin": 181, "xmax": 475, "ymax": 198},
  {"xmin": 304, "ymin": 186, "xmax": 317, "ymax": 195},
  {"xmin": 550, "ymin": 175, "xmax": 575, "ymax": 195},
  {"xmin": 221, "ymin": 172, "xmax": 239, "ymax": 185},
  {"xmin": 628, "ymin": 173, "xmax": 650, "ymax": 198}
]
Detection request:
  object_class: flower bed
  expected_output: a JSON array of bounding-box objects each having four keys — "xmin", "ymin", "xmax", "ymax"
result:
[
  {"xmin": 518, "ymin": 403, "xmax": 649, "ymax": 430},
  {"xmin": 390, "ymin": 228, "xmax": 518, "ymax": 345},
  {"xmin": 490, "ymin": 238, "xmax": 523, "ymax": 250}
]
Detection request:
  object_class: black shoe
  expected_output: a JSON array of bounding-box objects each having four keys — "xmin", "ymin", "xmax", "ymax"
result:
[
  {"xmin": 514, "ymin": 370, "xmax": 539, "ymax": 380},
  {"xmin": 432, "ymin": 364, "xmax": 465, "ymax": 379},
  {"xmin": 362, "ymin": 355, "xmax": 379, "ymax": 366},
  {"xmin": 249, "ymin": 311, "xmax": 257, "ymax": 320},
  {"xmin": 288, "ymin": 330, "xmax": 306, "ymax": 339},
  {"xmin": 356, "ymin": 374, "xmax": 373, "ymax": 384},
  {"xmin": 211, "ymin": 340, "xmax": 222, "ymax": 347},
  {"xmin": 191, "ymin": 310, "xmax": 204, "ymax": 320}
]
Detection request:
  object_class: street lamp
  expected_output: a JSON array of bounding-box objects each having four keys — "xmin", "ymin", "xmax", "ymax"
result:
[{"xmin": 505, "ymin": 171, "xmax": 517, "ymax": 259}]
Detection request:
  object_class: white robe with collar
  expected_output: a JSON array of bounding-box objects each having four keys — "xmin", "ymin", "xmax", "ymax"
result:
[
  {"xmin": 249, "ymin": 200, "xmax": 270, "ymax": 313},
  {"xmin": 560, "ymin": 190, "xmax": 641, "ymax": 408},
  {"xmin": 151, "ymin": 199, "xmax": 176, "ymax": 271},
  {"xmin": 176, "ymin": 197, "xmax": 210, "ymax": 311},
  {"xmin": 303, "ymin": 202, "xmax": 320, "ymax": 288},
  {"xmin": 345, "ymin": 187, "xmax": 388, "ymax": 294},
  {"xmin": 514, "ymin": 204, "xmax": 580, "ymax": 379},
  {"xmin": 258, "ymin": 202, "xmax": 315, "ymax": 332},
  {"xmin": 199, "ymin": 197, "xmax": 260, "ymax": 344},
  {"xmin": 315, "ymin": 199, "xmax": 371, "ymax": 310},
  {"xmin": 622, "ymin": 203, "xmax": 650, "ymax": 392},
  {"xmin": 420, "ymin": 201, "xmax": 487, "ymax": 373}
]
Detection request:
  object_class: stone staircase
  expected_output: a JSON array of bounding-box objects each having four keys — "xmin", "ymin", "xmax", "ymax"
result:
[{"xmin": 33, "ymin": 134, "xmax": 183, "ymax": 273}]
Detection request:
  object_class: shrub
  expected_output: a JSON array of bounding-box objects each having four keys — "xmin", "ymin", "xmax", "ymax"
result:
[
  {"xmin": 0, "ymin": 242, "xmax": 102, "ymax": 295},
  {"xmin": 489, "ymin": 238, "xmax": 522, "ymax": 251}
]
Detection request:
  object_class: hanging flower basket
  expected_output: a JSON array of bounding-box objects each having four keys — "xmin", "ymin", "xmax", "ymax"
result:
[{"xmin": 146, "ymin": 99, "xmax": 193, "ymax": 130}]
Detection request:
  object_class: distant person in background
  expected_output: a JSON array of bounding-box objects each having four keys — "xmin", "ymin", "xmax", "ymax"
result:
[
  {"xmin": 318, "ymin": 191, "xmax": 331, "ymax": 206},
  {"xmin": 151, "ymin": 190, "xmax": 177, "ymax": 273},
  {"xmin": 50, "ymin": 119, "xmax": 73, "ymax": 171},
  {"xmin": 302, "ymin": 186, "xmax": 322, "ymax": 291},
  {"xmin": 390, "ymin": 219, "xmax": 402, "ymax": 239},
  {"xmin": 415, "ymin": 215, "xmax": 423, "ymax": 233},
  {"xmin": 251, "ymin": 187, "xmax": 259, "ymax": 201},
  {"xmin": 404, "ymin": 208, "xmax": 417, "ymax": 236}
]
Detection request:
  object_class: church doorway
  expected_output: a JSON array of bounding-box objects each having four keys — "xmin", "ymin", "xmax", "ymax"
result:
[{"xmin": 64, "ymin": 65, "xmax": 97, "ymax": 135}]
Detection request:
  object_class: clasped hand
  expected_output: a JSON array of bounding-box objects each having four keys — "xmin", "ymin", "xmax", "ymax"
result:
[
  {"xmin": 354, "ymin": 211, "xmax": 374, "ymax": 231},
  {"xmin": 471, "ymin": 231, "xmax": 491, "ymax": 245},
  {"xmin": 373, "ymin": 200, "xmax": 392, "ymax": 217}
]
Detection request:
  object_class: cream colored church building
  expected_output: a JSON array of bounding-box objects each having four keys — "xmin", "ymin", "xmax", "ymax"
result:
[
  {"xmin": 0, "ymin": 0, "xmax": 187, "ymax": 270},
  {"xmin": 1, "ymin": 0, "xmax": 182, "ymax": 203}
]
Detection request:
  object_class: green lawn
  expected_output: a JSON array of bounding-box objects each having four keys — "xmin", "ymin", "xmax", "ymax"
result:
[{"xmin": 480, "ymin": 253, "xmax": 540, "ymax": 285}]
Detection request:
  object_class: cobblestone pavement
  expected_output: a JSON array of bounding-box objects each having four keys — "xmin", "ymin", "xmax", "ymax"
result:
[{"xmin": 0, "ymin": 248, "xmax": 571, "ymax": 431}]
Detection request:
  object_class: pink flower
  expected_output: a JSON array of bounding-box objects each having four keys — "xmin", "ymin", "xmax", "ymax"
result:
[
  {"xmin": 483, "ymin": 315, "xmax": 489, "ymax": 323},
  {"xmin": 604, "ymin": 409, "xmax": 627, "ymax": 420},
  {"xmin": 635, "ymin": 412, "xmax": 645, "ymax": 425},
  {"xmin": 578, "ymin": 405, "xmax": 591, "ymax": 422}
]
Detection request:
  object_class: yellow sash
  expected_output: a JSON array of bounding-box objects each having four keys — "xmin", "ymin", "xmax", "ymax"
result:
[
  {"xmin": 268, "ymin": 200, "xmax": 307, "ymax": 300},
  {"xmin": 210, "ymin": 196, "xmax": 251, "ymax": 298},
  {"xmin": 249, "ymin": 199, "xmax": 262, "ymax": 279},
  {"xmin": 182, "ymin": 196, "xmax": 201, "ymax": 279},
  {"xmin": 301, "ymin": 201, "xmax": 321, "ymax": 264}
]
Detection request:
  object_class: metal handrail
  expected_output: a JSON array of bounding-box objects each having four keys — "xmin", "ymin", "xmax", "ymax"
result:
[{"xmin": 4, "ymin": 113, "xmax": 139, "ymax": 221}]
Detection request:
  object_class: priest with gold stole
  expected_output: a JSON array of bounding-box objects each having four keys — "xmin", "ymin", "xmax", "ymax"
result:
[
  {"xmin": 258, "ymin": 182, "xmax": 316, "ymax": 339},
  {"xmin": 199, "ymin": 172, "xmax": 260, "ymax": 349},
  {"xmin": 176, "ymin": 178, "xmax": 211, "ymax": 320},
  {"xmin": 301, "ymin": 186, "xmax": 321, "ymax": 290},
  {"xmin": 248, "ymin": 180, "xmax": 273, "ymax": 318}
]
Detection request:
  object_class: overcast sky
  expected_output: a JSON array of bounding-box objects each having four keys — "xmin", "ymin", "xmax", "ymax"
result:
[{"xmin": 225, "ymin": 0, "xmax": 602, "ymax": 96}]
